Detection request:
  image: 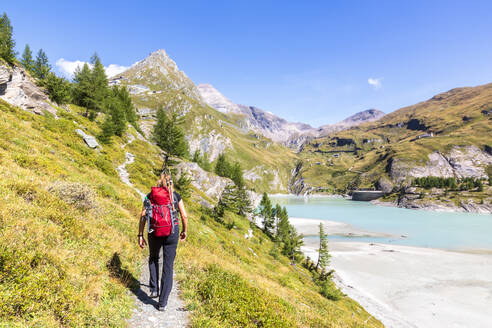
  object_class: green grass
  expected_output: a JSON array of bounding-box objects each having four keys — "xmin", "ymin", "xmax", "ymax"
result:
[
  {"xmin": 0, "ymin": 100, "xmax": 142, "ymax": 327},
  {"xmin": 0, "ymin": 100, "xmax": 381, "ymax": 327}
]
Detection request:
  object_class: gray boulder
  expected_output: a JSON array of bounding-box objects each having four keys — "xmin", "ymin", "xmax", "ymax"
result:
[
  {"xmin": 76, "ymin": 129, "xmax": 99, "ymax": 149},
  {"xmin": 376, "ymin": 176, "xmax": 394, "ymax": 194}
]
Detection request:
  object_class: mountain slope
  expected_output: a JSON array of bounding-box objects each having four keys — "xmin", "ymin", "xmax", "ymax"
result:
[
  {"xmin": 113, "ymin": 50, "xmax": 297, "ymax": 193},
  {"xmin": 296, "ymin": 82, "xmax": 492, "ymax": 211},
  {"xmin": 0, "ymin": 68, "xmax": 381, "ymax": 327}
]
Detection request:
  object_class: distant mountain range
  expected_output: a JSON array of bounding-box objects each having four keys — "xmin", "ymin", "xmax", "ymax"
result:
[
  {"xmin": 106, "ymin": 49, "xmax": 491, "ymax": 212},
  {"xmin": 197, "ymin": 83, "xmax": 385, "ymax": 146}
]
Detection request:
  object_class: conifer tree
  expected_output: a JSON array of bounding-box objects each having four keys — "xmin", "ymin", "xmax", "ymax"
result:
[
  {"xmin": 316, "ymin": 223, "xmax": 330, "ymax": 271},
  {"xmin": 89, "ymin": 53, "xmax": 108, "ymax": 114},
  {"xmin": 259, "ymin": 193, "xmax": 274, "ymax": 236},
  {"xmin": 276, "ymin": 205, "xmax": 290, "ymax": 242},
  {"xmin": 42, "ymin": 72, "xmax": 71, "ymax": 105},
  {"xmin": 72, "ymin": 63, "xmax": 95, "ymax": 117},
  {"xmin": 153, "ymin": 108, "xmax": 189, "ymax": 158},
  {"xmin": 231, "ymin": 162, "xmax": 245, "ymax": 188},
  {"xmin": 0, "ymin": 13, "xmax": 16, "ymax": 63},
  {"xmin": 214, "ymin": 154, "xmax": 231, "ymax": 178},
  {"xmin": 21, "ymin": 44, "xmax": 34, "ymax": 72},
  {"xmin": 33, "ymin": 49, "xmax": 50, "ymax": 80},
  {"xmin": 99, "ymin": 115, "xmax": 115, "ymax": 144},
  {"xmin": 114, "ymin": 86, "xmax": 137, "ymax": 126},
  {"xmin": 105, "ymin": 97, "xmax": 126, "ymax": 137}
]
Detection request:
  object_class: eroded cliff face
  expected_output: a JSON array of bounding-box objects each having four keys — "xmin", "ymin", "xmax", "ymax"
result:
[
  {"xmin": 390, "ymin": 146, "xmax": 492, "ymax": 183},
  {"xmin": 186, "ymin": 130, "xmax": 232, "ymax": 162},
  {"xmin": 174, "ymin": 161, "xmax": 232, "ymax": 200},
  {"xmin": 0, "ymin": 63, "xmax": 56, "ymax": 115},
  {"xmin": 289, "ymin": 162, "xmax": 306, "ymax": 195}
]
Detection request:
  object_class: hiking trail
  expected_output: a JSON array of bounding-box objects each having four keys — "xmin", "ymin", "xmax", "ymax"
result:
[
  {"xmin": 127, "ymin": 255, "xmax": 189, "ymax": 328},
  {"xmin": 117, "ymin": 132, "xmax": 190, "ymax": 327}
]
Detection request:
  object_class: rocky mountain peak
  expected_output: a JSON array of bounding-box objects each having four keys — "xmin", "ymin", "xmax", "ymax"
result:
[
  {"xmin": 197, "ymin": 83, "xmax": 242, "ymax": 114},
  {"xmin": 337, "ymin": 108, "xmax": 385, "ymax": 126},
  {"xmin": 318, "ymin": 109, "xmax": 385, "ymax": 135},
  {"xmin": 117, "ymin": 49, "xmax": 202, "ymax": 100}
]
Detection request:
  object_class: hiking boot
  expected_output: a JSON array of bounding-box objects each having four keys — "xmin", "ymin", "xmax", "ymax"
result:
[{"xmin": 149, "ymin": 290, "xmax": 158, "ymax": 298}]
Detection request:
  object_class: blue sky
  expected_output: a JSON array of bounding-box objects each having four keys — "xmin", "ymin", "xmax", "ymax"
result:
[{"xmin": 4, "ymin": 1, "xmax": 492, "ymax": 126}]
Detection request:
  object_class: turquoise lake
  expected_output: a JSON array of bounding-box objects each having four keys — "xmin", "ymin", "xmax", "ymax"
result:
[{"xmin": 270, "ymin": 196, "xmax": 492, "ymax": 251}]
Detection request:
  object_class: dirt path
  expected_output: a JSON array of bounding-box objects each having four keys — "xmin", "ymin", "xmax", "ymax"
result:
[
  {"xmin": 127, "ymin": 253, "xmax": 189, "ymax": 328},
  {"xmin": 117, "ymin": 132, "xmax": 190, "ymax": 327}
]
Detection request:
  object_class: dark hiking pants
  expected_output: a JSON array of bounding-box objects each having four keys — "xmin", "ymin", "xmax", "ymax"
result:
[{"xmin": 148, "ymin": 226, "xmax": 179, "ymax": 308}]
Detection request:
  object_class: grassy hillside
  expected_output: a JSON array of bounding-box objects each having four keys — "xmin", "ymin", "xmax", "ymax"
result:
[
  {"xmin": 0, "ymin": 100, "xmax": 381, "ymax": 327},
  {"xmin": 115, "ymin": 52, "xmax": 297, "ymax": 194},
  {"xmin": 298, "ymin": 82, "xmax": 492, "ymax": 194}
]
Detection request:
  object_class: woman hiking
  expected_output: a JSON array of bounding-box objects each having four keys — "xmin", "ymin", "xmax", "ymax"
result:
[{"xmin": 137, "ymin": 170, "xmax": 188, "ymax": 311}]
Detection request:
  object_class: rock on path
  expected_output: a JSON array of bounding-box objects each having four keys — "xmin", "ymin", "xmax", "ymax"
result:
[{"xmin": 127, "ymin": 252, "xmax": 189, "ymax": 328}]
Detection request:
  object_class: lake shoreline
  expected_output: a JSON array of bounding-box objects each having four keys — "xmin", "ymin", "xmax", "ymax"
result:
[
  {"xmin": 301, "ymin": 240, "xmax": 492, "ymax": 328},
  {"xmin": 272, "ymin": 193, "xmax": 492, "ymax": 214}
]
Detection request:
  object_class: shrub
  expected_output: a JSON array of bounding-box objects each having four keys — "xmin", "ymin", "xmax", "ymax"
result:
[
  {"xmin": 319, "ymin": 280, "xmax": 343, "ymax": 301},
  {"xmin": 48, "ymin": 181, "xmax": 97, "ymax": 210}
]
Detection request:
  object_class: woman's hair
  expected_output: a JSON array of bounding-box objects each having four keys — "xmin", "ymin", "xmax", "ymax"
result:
[
  {"xmin": 156, "ymin": 170, "xmax": 176, "ymax": 210},
  {"xmin": 157, "ymin": 171, "xmax": 171, "ymax": 188}
]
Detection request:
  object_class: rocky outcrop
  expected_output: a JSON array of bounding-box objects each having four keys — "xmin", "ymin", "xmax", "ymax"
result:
[
  {"xmin": 0, "ymin": 63, "xmax": 56, "ymax": 115},
  {"xmin": 174, "ymin": 161, "xmax": 232, "ymax": 200},
  {"xmin": 174, "ymin": 160, "xmax": 261, "ymax": 211},
  {"xmin": 376, "ymin": 176, "xmax": 394, "ymax": 194},
  {"xmin": 389, "ymin": 146, "xmax": 492, "ymax": 183},
  {"xmin": 0, "ymin": 65, "xmax": 10, "ymax": 84},
  {"xmin": 186, "ymin": 131, "xmax": 232, "ymax": 161},
  {"xmin": 289, "ymin": 162, "xmax": 306, "ymax": 195}
]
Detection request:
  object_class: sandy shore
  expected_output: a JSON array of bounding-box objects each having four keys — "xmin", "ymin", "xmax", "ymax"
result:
[
  {"xmin": 301, "ymin": 239, "xmax": 492, "ymax": 328},
  {"xmin": 290, "ymin": 217, "xmax": 394, "ymax": 238}
]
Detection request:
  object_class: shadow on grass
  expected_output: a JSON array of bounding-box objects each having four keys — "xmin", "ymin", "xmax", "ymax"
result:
[{"xmin": 108, "ymin": 252, "xmax": 158, "ymax": 308}]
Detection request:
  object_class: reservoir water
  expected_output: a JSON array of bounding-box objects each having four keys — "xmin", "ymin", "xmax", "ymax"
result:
[{"xmin": 270, "ymin": 195, "xmax": 492, "ymax": 251}]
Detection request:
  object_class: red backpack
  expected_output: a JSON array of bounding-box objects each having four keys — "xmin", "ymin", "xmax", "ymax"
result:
[{"xmin": 148, "ymin": 187, "xmax": 178, "ymax": 237}]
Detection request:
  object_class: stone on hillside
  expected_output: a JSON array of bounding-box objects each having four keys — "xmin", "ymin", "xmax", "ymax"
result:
[
  {"xmin": 76, "ymin": 129, "xmax": 99, "ymax": 149},
  {"xmin": 0, "ymin": 64, "xmax": 57, "ymax": 115},
  {"xmin": 0, "ymin": 65, "xmax": 11, "ymax": 84},
  {"xmin": 376, "ymin": 176, "xmax": 394, "ymax": 194}
]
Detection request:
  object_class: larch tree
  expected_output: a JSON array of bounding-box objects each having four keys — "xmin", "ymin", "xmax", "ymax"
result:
[
  {"xmin": 316, "ymin": 223, "xmax": 330, "ymax": 271},
  {"xmin": 33, "ymin": 49, "xmax": 51, "ymax": 80},
  {"xmin": 21, "ymin": 44, "xmax": 34, "ymax": 72},
  {"xmin": 153, "ymin": 108, "xmax": 189, "ymax": 158},
  {"xmin": 259, "ymin": 193, "xmax": 275, "ymax": 237},
  {"xmin": 0, "ymin": 12, "xmax": 16, "ymax": 63}
]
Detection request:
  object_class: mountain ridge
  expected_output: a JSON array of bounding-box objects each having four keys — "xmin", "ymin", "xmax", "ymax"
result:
[{"xmin": 197, "ymin": 82, "xmax": 385, "ymax": 146}]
